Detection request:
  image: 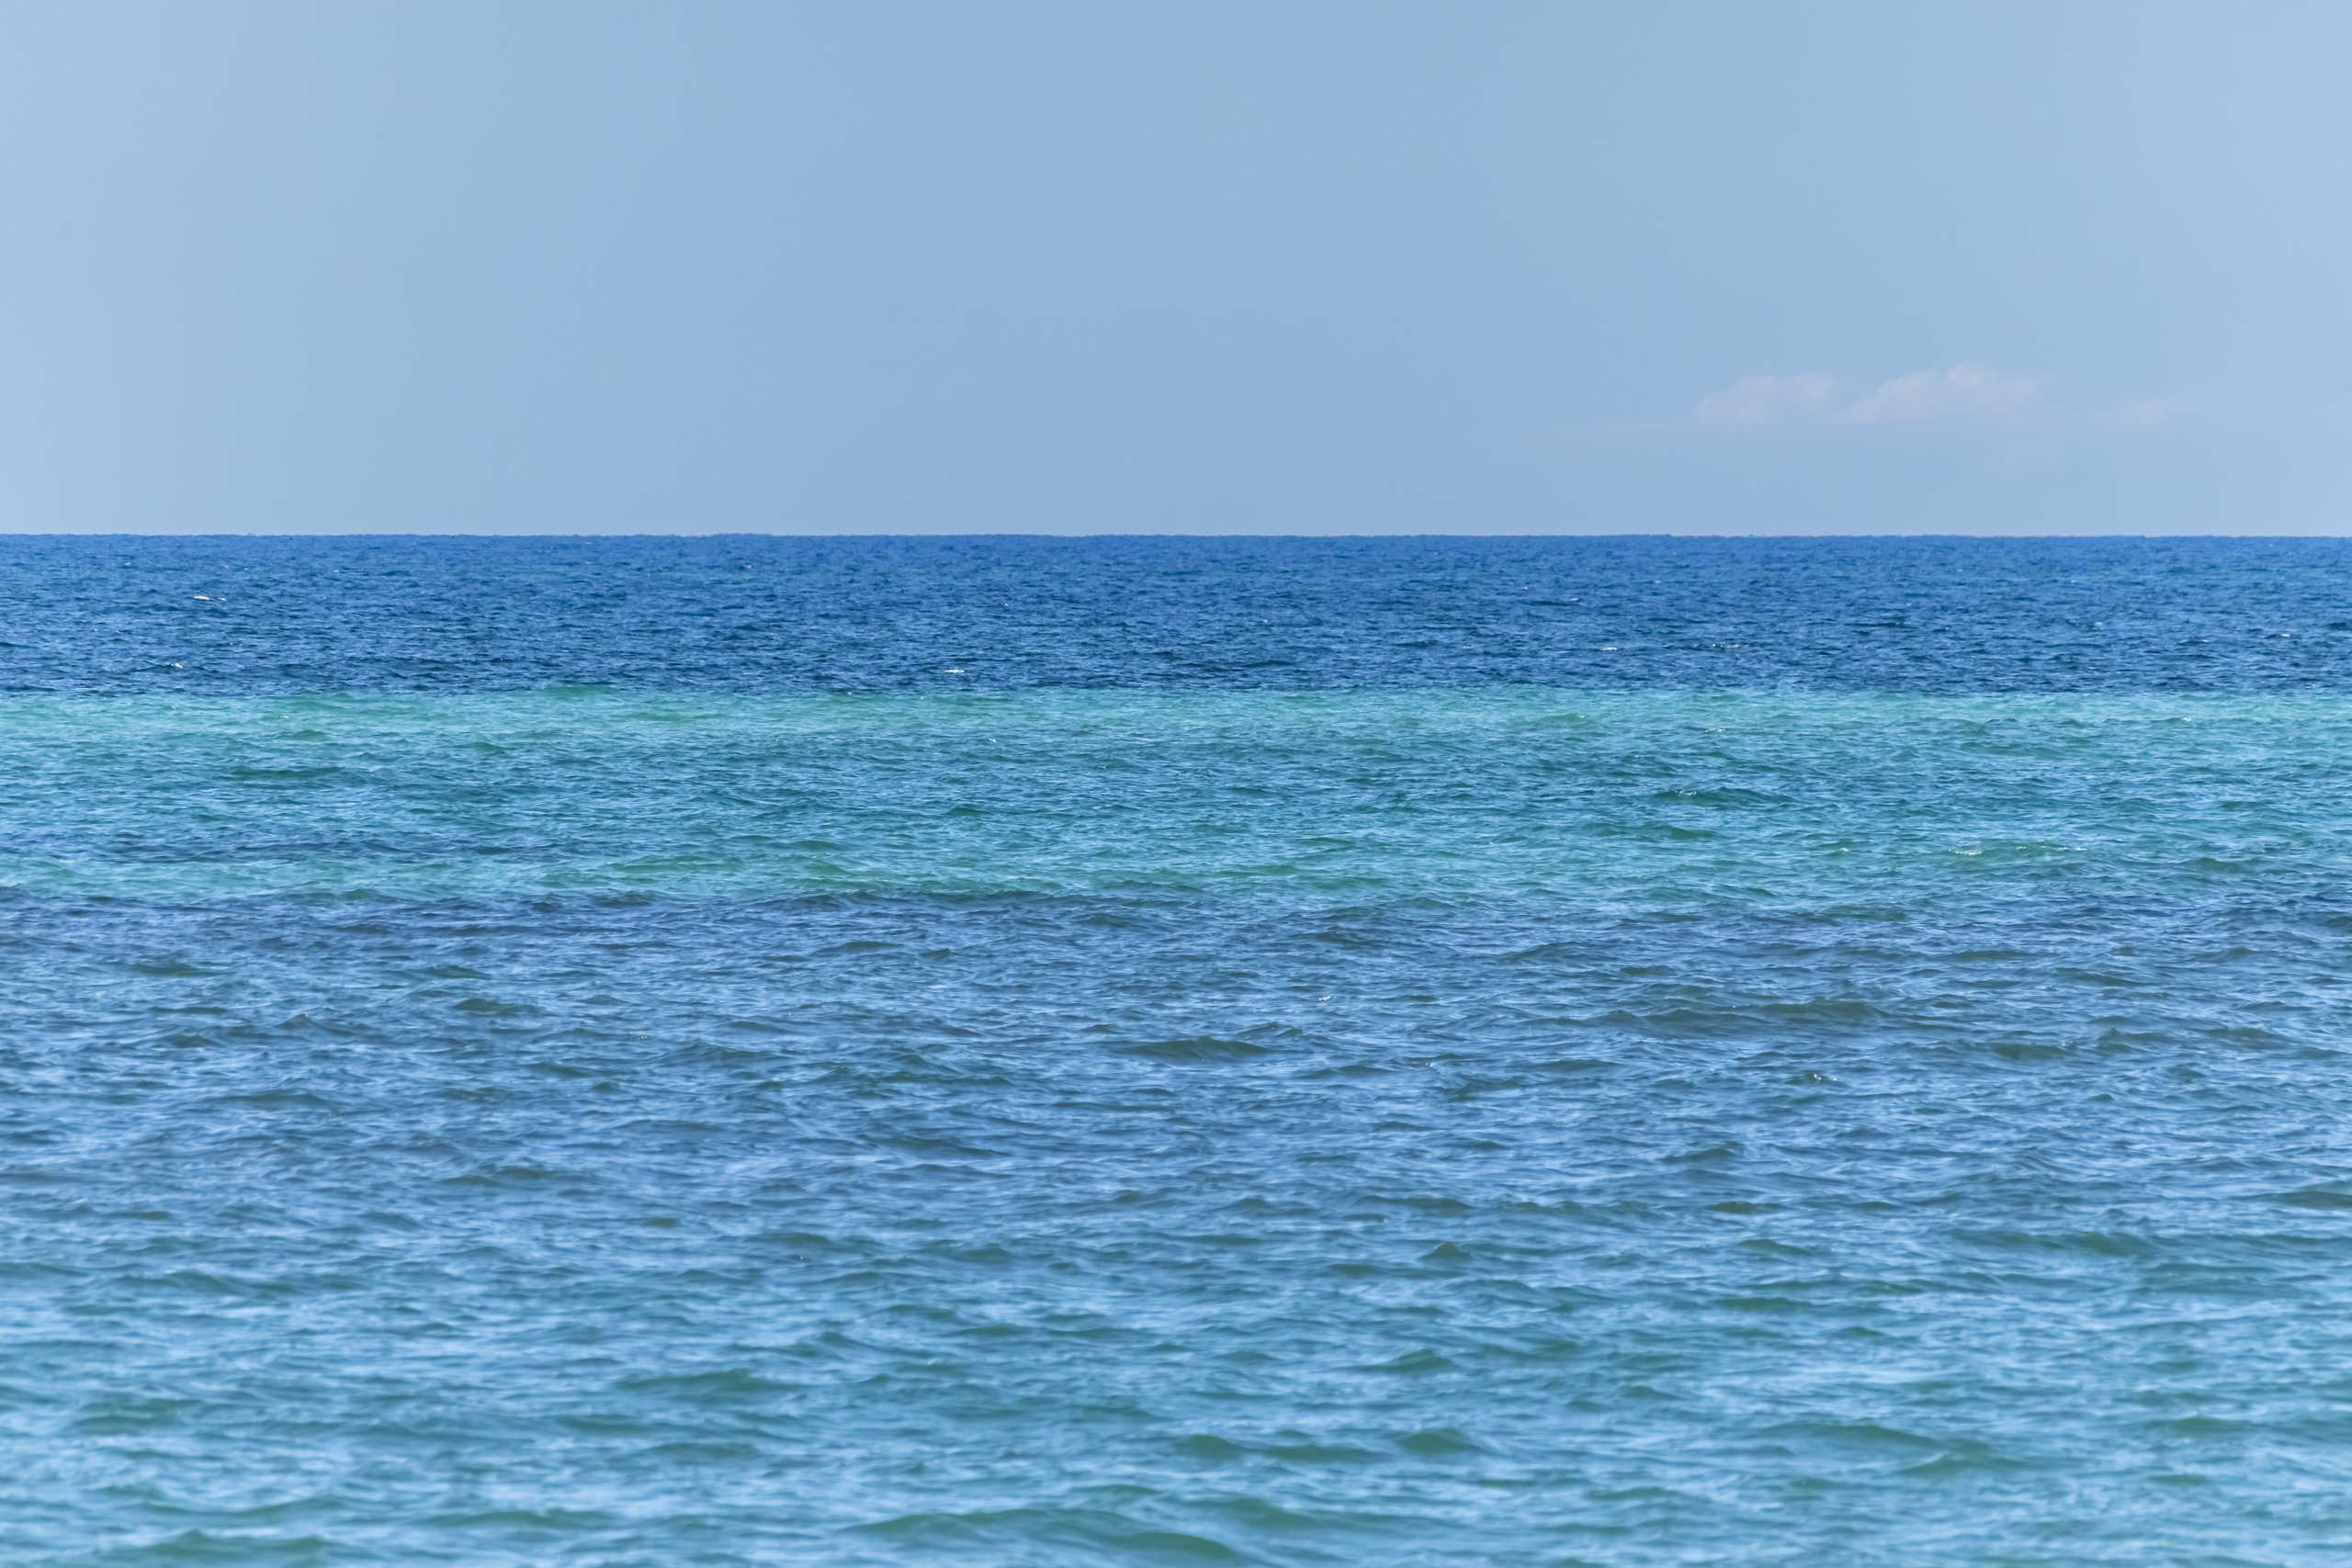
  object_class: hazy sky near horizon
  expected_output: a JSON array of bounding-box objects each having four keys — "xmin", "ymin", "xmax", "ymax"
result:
[{"xmin": 3, "ymin": 2, "xmax": 2348, "ymax": 536}]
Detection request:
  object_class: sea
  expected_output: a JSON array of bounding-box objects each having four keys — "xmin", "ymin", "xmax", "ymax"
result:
[{"xmin": 6, "ymin": 533, "xmax": 2352, "ymax": 1566}]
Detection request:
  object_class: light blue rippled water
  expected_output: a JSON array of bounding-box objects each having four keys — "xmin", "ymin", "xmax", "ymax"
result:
[{"xmin": 9, "ymin": 538, "xmax": 2352, "ymax": 1565}]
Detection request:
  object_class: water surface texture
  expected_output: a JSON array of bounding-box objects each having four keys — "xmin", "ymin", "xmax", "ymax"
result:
[{"xmin": 8, "ymin": 536, "xmax": 2352, "ymax": 1565}]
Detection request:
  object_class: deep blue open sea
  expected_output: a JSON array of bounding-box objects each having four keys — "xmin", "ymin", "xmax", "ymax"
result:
[{"xmin": 11, "ymin": 534, "xmax": 2352, "ymax": 1566}]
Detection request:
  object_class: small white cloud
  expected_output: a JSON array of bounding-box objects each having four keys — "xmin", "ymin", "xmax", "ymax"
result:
[
  {"xmin": 1841, "ymin": 363, "xmax": 2052, "ymax": 424},
  {"xmin": 1693, "ymin": 362, "xmax": 2064, "ymax": 431},
  {"xmin": 1693, "ymin": 372, "xmax": 1846, "ymax": 429}
]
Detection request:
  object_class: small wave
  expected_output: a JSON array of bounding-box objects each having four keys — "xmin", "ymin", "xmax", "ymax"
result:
[
  {"xmin": 1113, "ymin": 1036, "xmax": 1272, "ymax": 1062},
  {"xmin": 849, "ymin": 1507, "xmax": 1243, "ymax": 1562}
]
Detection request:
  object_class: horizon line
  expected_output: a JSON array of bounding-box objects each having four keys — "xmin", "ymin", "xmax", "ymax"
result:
[{"xmin": 6, "ymin": 531, "xmax": 2351, "ymax": 544}]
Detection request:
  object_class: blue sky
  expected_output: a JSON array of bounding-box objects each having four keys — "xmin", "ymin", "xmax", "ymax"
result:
[{"xmin": 2, "ymin": 2, "xmax": 2346, "ymax": 535}]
